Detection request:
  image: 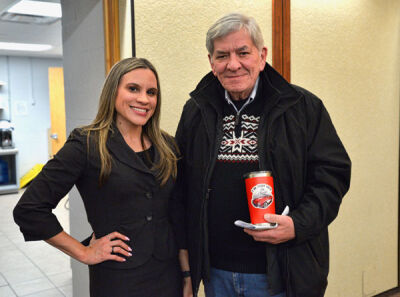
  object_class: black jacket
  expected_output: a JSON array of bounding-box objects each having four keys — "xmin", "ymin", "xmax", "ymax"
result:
[
  {"xmin": 175, "ymin": 64, "xmax": 351, "ymax": 297},
  {"xmin": 14, "ymin": 127, "xmax": 182, "ymax": 269}
]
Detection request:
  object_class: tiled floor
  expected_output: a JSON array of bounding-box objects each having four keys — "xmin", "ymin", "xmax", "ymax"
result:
[{"xmin": 0, "ymin": 189, "xmax": 72, "ymax": 297}]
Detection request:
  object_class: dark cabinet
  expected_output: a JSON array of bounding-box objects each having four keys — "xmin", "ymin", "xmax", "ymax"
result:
[{"xmin": 0, "ymin": 148, "xmax": 18, "ymax": 194}]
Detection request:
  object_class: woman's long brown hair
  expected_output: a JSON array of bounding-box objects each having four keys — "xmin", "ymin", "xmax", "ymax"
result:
[{"xmin": 81, "ymin": 57, "xmax": 178, "ymax": 186}]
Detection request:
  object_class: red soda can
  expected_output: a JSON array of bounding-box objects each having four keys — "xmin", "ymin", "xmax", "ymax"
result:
[{"xmin": 244, "ymin": 171, "xmax": 276, "ymax": 225}]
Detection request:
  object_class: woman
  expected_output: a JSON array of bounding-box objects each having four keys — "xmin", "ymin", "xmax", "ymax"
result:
[{"xmin": 13, "ymin": 57, "xmax": 192, "ymax": 297}]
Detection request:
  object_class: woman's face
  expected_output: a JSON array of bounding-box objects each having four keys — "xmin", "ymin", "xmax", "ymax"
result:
[{"xmin": 114, "ymin": 68, "xmax": 158, "ymax": 131}]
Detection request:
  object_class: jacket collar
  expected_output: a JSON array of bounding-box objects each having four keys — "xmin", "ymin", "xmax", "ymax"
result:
[
  {"xmin": 260, "ymin": 63, "xmax": 300, "ymax": 115},
  {"xmin": 189, "ymin": 71, "xmax": 225, "ymax": 113},
  {"xmin": 106, "ymin": 124, "xmax": 159, "ymax": 176}
]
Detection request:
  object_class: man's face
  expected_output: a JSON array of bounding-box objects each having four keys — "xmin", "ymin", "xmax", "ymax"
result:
[{"xmin": 209, "ymin": 28, "xmax": 267, "ymax": 101}]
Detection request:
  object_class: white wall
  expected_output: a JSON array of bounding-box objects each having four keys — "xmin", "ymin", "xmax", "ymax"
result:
[{"xmin": 291, "ymin": 1, "xmax": 400, "ymax": 296}]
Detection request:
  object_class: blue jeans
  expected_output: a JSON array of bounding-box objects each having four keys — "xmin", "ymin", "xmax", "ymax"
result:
[{"xmin": 204, "ymin": 268, "xmax": 286, "ymax": 297}]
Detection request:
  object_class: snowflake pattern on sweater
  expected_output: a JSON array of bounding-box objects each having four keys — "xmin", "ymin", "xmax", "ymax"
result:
[{"xmin": 217, "ymin": 114, "xmax": 260, "ymax": 163}]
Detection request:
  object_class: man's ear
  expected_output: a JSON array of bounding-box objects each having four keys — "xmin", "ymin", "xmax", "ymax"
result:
[
  {"xmin": 208, "ymin": 54, "xmax": 216, "ymax": 76},
  {"xmin": 260, "ymin": 46, "xmax": 268, "ymax": 71}
]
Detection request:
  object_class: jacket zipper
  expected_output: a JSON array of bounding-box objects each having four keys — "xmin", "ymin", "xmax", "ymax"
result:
[
  {"xmin": 234, "ymin": 112, "xmax": 240, "ymax": 126},
  {"xmin": 261, "ymin": 102, "xmax": 299, "ymax": 296},
  {"xmin": 259, "ymin": 101, "xmax": 286, "ymax": 295}
]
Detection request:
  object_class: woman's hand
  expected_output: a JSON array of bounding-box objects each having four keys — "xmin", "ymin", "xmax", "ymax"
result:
[
  {"xmin": 45, "ymin": 231, "xmax": 132, "ymax": 266},
  {"xmin": 183, "ymin": 277, "xmax": 193, "ymax": 297},
  {"xmin": 83, "ymin": 231, "xmax": 132, "ymax": 265}
]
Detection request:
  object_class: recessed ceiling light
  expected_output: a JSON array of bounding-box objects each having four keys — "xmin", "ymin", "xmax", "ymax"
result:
[
  {"xmin": 7, "ymin": 0, "xmax": 62, "ymax": 18},
  {"xmin": 0, "ymin": 42, "xmax": 52, "ymax": 51}
]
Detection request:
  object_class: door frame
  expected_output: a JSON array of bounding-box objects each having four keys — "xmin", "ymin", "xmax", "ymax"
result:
[{"xmin": 103, "ymin": 0, "xmax": 120, "ymax": 73}]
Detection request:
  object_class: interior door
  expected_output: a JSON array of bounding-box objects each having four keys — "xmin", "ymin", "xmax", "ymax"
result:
[{"xmin": 48, "ymin": 67, "xmax": 66, "ymax": 158}]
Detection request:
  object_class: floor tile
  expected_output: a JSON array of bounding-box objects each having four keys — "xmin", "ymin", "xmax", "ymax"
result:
[
  {"xmin": 6, "ymin": 235, "xmax": 25, "ymax": 246},
  {"xmin": 22, "ymin": 287, "xmax": 64, "ymax": 297},
  {"xmin": 0, "ymin": 235, "xmax": 14, "ymax": 249},
  {"xmin": 10, "ymin": 277, "xmax": 54, "ymax": 296},
  {"xmin": 22, "ymin": 244, "xmax": 62, "ymax": 262},
  {"xmin": 58, "ymin": 284, "xmax": 73, "ymax": 297},
  {"xmin": 0, "ymin": 286, "xmax": 16, "ymax": 297},
  {"xmin": 0, "ymin": 273, "xmax": 7, "ymax": 286},
  {"xmin": 35, "ymin": 256, "xmax": 71, "ymax": 275},
  {"xmin": 0, "ymin": 223, "xmax": 20, "ymax": 236},
  {"xmin": 0, "ymin": 229, "xmax": 24, "ymax": 246},
  {"xmin": 0, "ymin": 250, "xmax": 36, "ymax": 273},
  {"xmin": 2, "ymin": 266, "xmax": 44, "ymax": 286},
  {"xmin": 47, "ymin": 271, "xmax": 72, "ymax": 288}
]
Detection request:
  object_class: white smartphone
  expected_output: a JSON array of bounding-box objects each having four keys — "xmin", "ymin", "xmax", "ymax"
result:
[
  {"xmin": 233, "ymin": 206, "xmax": 290, "ymax": 230},
  {"xmin": 234, "ymin": 220, "xmax": 277, "ymax": 230}
]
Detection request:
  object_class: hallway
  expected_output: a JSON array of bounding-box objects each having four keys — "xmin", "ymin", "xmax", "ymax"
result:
[{"xmin": 0, "ymin": 190, "xmax": 72, "ymax": 297}]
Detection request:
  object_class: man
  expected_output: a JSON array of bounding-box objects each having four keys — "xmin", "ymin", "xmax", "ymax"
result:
[{"xmin": 175, "ymin": 13, "xmax": 351, "ymax": 297}]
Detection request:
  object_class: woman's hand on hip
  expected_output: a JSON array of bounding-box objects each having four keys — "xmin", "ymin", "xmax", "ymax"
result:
[{"xmin": 84, "ymin": 231, "xmax": 132, "ymax": 265}]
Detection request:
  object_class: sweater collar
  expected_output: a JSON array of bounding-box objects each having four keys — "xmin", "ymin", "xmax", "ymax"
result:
[{"xmin": 224, "ymin": 77, "xmax": 259, "ymax": 114}]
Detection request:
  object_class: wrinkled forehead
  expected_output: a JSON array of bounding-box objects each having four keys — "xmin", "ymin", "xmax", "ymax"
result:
[{"xmin": 212, "ymin": 29, "xmax": 256, "ymax": 53}]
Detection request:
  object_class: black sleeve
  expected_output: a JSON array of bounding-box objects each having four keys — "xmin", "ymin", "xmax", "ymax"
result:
[
  {"xmin": 290, "ymin": 93, "xmax": 352, "ymax": 244},
  {"xmin": 163, "ymin": 132, "xmax": 187, "ymax": 249},
  {"xmin": 13, "ymin": 129, "xmax": 88, "ymax": 241},
  {"xmin": 172, "ymin": 99, "xmax": 199, "ymax": 249},
  {"xmin": 170, "ymin": 183, "xmax": 187, "ymax": 249}
]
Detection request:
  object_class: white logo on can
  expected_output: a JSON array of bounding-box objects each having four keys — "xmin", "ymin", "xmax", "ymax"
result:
[{"xmin": 251, "ymin": 184, "xmax": 273, "ymax": 209}]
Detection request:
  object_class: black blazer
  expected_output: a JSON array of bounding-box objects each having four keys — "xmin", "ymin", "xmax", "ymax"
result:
[{"xmin": 13, "ymin": 127, "xmax": 182, "ymax": 269}]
